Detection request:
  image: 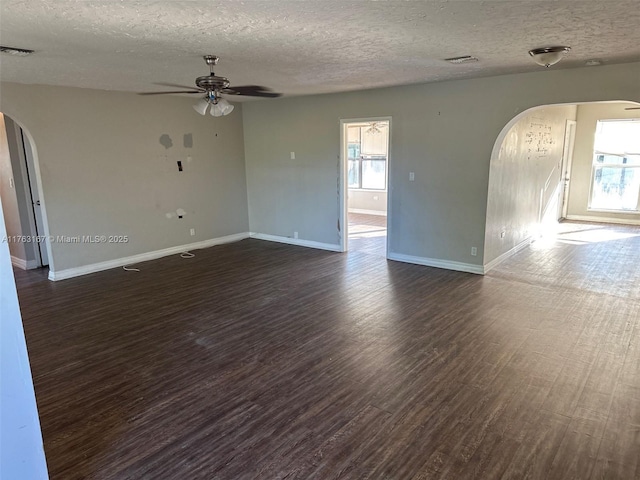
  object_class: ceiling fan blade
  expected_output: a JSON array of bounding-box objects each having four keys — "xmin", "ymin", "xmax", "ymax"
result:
[
  {"xmin": 625, "ymin": 107, "xmax": 640, "ymax": 110},
  {"xmin": 138, "ymin": 90, "xmax": 204, "ymax": 96},
  {"xmin": 221, "ymin": 85, "xmax": 282, "ymax": 98},
  {"xmin": 155, "ymin": 82, "xmax": 202, "ymax": 90}
]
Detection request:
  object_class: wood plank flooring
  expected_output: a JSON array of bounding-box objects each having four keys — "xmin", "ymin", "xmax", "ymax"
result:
[
  {"xmin": 348, "ymin": 212, "xmax": 386, "ymax": 257},
  {"xmin": 13, "ymin": 221, "xmax": 640, "ymax": 479}
]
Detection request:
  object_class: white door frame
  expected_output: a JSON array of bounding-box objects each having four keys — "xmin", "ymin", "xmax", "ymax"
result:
[
  {"xmin": 339, "ymin": 116, "xmax": 392, "ymax": 255},
  {"xmin": 21, "ymin": 127, "xmax": 50, "ymax": 266},
  {"xmin": 4, "ymin": 115, "xmax": 54, "ymax": 272},
  {"xmin": 558, "ymin": 119, "xmax": 577, "ymax": 220}
]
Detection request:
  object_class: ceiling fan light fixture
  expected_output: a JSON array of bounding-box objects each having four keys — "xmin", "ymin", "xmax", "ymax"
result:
[
  {"xmin": 193, "ymin": 98, "xmax": 210, "ymax": 115},
  {"xmin": 140, "ymin": 55, "xmax": 280, "ymax": 117},
  {"xmin": 528, "ymin": 46, "xmax": 571, "ymax": 67},
  {"xmin": 210, "ymin": 103, "xmax": 224, "ymax": 117},
  {"xmin": 365, "ymin": 122, "xmax": 382, "ymax": 134},
  {"xmin": 210, "ymin": 98, "xmax": 234, "ymax": 117},
  {"xmin": 218, "ymin": 98, "xmax": 235, "ymax": 115}
]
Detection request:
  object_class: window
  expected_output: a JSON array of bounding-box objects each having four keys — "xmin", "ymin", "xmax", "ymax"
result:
[
  {"xmin": 347, "ymin": 122, "xmax": 389, "ymax": 190},
  {"xmin": 589, "ymin": 120, "xmax": 640, "ymax": 212}
]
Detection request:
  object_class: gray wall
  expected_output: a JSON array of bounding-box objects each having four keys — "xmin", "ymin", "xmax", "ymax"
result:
[
  {"xmin": 0, "ymin": 83, "xmax": 249, "ymax": 272},
  {"xmin": 244, "ymin": 62, "xmax": 640, "ymax": 265},
  {"xmin": 0, "ymin": 193, "xmax": 49, "ymax": 480},
  {"xmin": 484, "ymin": 105, "xmax": 577, "ymax": 265},
  {"xmin": 0, "ymin": 113, "xmax": 26, "ymax": 261},
  {"xmin": 567, "ymin": 102, "xmax": 640, "ymax": 222},
  {"xmin": 1, "ymin": 65, "xmax": 639, "ymax": 273}
]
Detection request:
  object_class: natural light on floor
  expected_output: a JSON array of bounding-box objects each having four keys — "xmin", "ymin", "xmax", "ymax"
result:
[
  {"xmin": 349, "ymin": 227, "xmax": 387, "ymax": 239},
  {"xmin": 532, "ymin": 222, "xmax": 640, "ymax": 248}
]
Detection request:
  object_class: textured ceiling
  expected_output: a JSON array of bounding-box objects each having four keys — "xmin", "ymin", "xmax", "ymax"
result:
[{"xmin": 1, "ymin": 1, "xmax": 639, "ymax": 100}]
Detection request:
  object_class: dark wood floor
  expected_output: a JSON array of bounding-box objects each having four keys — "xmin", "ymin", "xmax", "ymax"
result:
[{"xmin": 14, "ymin": 221, "xmax": 640, "ymax": 479}]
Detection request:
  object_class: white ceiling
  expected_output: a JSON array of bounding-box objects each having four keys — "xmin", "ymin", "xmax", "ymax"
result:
[{"xmin": 1, "ymin": 1, "xmax": 639, "ymax": 100}]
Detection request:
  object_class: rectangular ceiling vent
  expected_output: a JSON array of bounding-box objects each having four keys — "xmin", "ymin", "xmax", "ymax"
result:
[
  {"xmin": 0, "ymin": 45, "xmax": 34, "ymax": 56},
  {"xmin": 445, "ymin": 55, "xmax": 478, "ymax": 64}
]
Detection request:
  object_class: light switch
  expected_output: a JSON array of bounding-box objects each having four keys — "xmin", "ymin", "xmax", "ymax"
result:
[{"xmin": 290, "ymin": 152, "xmax": 296, "ymax": 160}]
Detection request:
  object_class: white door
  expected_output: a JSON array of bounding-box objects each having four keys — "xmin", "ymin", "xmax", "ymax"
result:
[{"xmin": 558, "ymin": 120, "xmax": 577, "ymax": 220}]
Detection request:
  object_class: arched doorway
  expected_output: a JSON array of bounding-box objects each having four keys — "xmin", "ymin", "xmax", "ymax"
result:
[
  {"xmin": 0, "ymin": 113, "xmax": 52, "ymax": 274},
  {"xmin": 484, "ymin": 101, "xmax": 640, "ymax": 272}
]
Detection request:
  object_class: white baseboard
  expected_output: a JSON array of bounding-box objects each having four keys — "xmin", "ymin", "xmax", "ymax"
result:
[
  {"xmin": 10, "ymin": 256, "xmax": 39, "ymax": 270},
  {"xmin": 482, "ymin": 236, "xmax": 532, "ymax": 274},
  {"xmin": 387, "ymin": 252, "xmax": 484, "ymax": 275},
  {"xmin": 348, "ymin": 208, "xmax": 387, "ymax": 217},
  {"xmin": 565, "ymin": 214, "xmax": 640, "ymax": 226},
  {"xmin": 250, "ymin": 233, "xmax": 342, "ymax": 252},
  {"xmin": 11, "ymin": 256, "xmax": 26, "ymax": 270},
  {"xmin": 48, "ymin": 232, "xmax": 250, "ymax": 281}
]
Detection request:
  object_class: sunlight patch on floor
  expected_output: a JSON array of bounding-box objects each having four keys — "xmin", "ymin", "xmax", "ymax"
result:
[{"xmin": 531, "ymin": 221, "xmax": 640, "ymax": 249}]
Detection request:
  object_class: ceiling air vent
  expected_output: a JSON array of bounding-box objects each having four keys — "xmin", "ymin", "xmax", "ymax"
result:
[
  {"xmin": 0, "ymin": 45, "xmax": 34, "ymax": 56},
  {"xmin": 445, "ymin": 55, "xmax": 478, "ymax": 64}
]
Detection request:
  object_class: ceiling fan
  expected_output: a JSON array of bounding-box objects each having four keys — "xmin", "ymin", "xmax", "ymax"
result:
[
  {"xmin": 625, "ymin": 106, "xmax": 640, "ymax": 110},
  {"xmin": 138, "ymin": 55, "xmax": 281, "ymax": 116}
]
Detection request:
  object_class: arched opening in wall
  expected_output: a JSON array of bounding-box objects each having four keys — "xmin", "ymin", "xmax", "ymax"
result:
[
  {"xmin": 0, "ymin": 113, "xmax": 52, "ymax": 275},
  {"xmin": 483, "ymin": 100, "xmax": 640, "ymax": 275}
]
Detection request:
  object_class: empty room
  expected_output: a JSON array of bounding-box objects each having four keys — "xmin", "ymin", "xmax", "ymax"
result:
[{"xmin": 1, "ymin": 1, "xmax": 640, "ymax": 479}]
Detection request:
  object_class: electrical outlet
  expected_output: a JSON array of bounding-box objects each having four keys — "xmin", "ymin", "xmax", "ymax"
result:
[
  {"xmin": 190, "ymin": 228, "xmax": 196, "ymax": 236},
  {"xmin": 409, "ymin": 172, "xmax": 415, "ymax": 181},
  {"xmin": 471, "ymin": 247, "xmax": 477, "ymax": 256},
  {"xmin": 294, "ymin": 231, "xmax": 299, "ymax": 239},
  {"xmin": 290, "ymin": 152, "xmax": 296, "ymax": 160}
]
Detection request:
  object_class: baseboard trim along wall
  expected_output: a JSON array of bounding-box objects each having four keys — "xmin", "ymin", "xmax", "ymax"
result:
[
  {"xmin": 565, "ymin": 214, "xmax": 640, "ymax": 226},
  {"xmin": 11, "ymin": 256, "xmax": 24, "ymax": 270},
  {"xmin": 250, "ymin": 233, "xmax": 342, "ymax": 252},
  {"xmin": 387, "ymin": 252, "xmax": 484, "ymax": 275},
  {"xmin": 347, "ymin": 208, "xmax": 387, "ymax": 217},
  {"xmin": 11, "ymin": 256, "xmax": 26, "ymax": 270},
  {"xmin": 10, "ymin": 256, "xmax": 39, "ymax": 270},
  {"xmin": 48, "ymin": 232, "xmax": 251, "ymax": 281},
  {"xmin": 482, "ymin": 236, "xmax": 532, "ymax": 274}
]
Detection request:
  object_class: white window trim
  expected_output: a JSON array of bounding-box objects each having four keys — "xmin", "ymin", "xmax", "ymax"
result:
[{"xmin": 587, "ymin": 119, "xmax": 640, "ymax": 213}]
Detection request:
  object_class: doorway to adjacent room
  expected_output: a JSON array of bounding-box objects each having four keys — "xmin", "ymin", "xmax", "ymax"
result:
[{"xmin": 340, "ymin": 118, "xmax": 390, "ymax": 257}]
